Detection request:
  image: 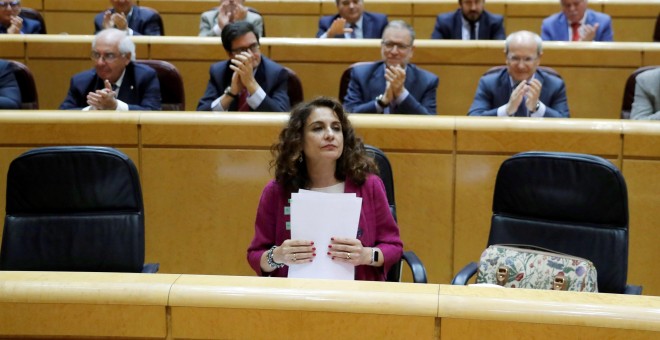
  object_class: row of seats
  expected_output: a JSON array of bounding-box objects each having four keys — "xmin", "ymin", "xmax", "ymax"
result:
[
  {"xmin": 4, "ymin": 58, "xmax": 657, "ymax": 119},
  {"xmin": 1, "ymin": 144, "xmax": 638, "ymax": 293}
]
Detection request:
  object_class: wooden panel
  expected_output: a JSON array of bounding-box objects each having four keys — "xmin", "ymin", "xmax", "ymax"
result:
[
  {"xmin": 160, "ymin": 13, "xmax": 202, "ymax": 36},
  {"xmin": 623, "ymin": 120, "xmax": 660, "ymax": 158},
  {"xmin": 0, "ymin": 37, "xmax": 25, "ymax": 59},
  {"xmin": 141, "ymin": 148, "xmax": 272, "ymax": 274},
  {"xmin": 612, "ymin": 18, "xmax": 658, "ymax": 43},
  {"xmin": 262, "ymin": 16, "xmax": 320, "ymax": 38},
  {"xmin": 21, "ymin": 0, "xmax": 42, "ymax": 9},
  {"xmin": 171, "ymin": 308, "xmax": 436, "ymax": 339},
  {"xmin": 44, "ymin": 0, "xmax": 108, "ymax": 11},
  {"xmin": 622, "ymin": 160, "xmax": 660, "ymax": 297}
]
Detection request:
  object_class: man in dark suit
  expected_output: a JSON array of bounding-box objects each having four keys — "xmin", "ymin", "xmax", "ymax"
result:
[
  {"xmin": 431, "ymin": 0, "xmax": 505, "ymax": 40},
  {"xmin": 468, "ymin": 31, "xmax": 569, "ymax": 118},
  {"xmin": 343, "ymin": 21, "xmax": 438, "ymax": 115},
  {"xmin": 94, "ymin": 0, "xmax": 161, "ymax": 36},
  {"xmin": 541, "ymin": 0, "xmax": 612, "ymax": 41},
  {"xmin": 0, "ymin": 1, "xmax": 42, "ymax": 34},
  {"xmin": 317, "ymin": 0, "xmax": 387, "ymax": 39},
  {"xmin": 0, "ymin": 59, "xmax": 21, "ymax": 109},
  {"xmin": 59, "ymin": 28, "xmax": 161, "ymax": 111},
  {"xmin": 197, "ymin": 21, "xmax": 289, "ymax": 112}
]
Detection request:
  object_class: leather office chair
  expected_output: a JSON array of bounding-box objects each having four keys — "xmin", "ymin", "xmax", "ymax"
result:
[
  {"xmin": 7, "ymin": 60, "xmax": 39, "ymax": 110},
  {"xmin": 284, "ymin": 67, "xmax": 304, "ymax": 107},
  {"xmin": 136, "ymin": 59, "xmax": 185, "ymax": 111},
  {"xmin": 0, "ymin": 146, "xmax": 159, "ymax": 273},
  {"xmin": 364, "ymin": 144, "xmax": 427, "ymax": 283},
  {"xmin": 141, "ymin": 6, "xmax": 164, "ymax": 35},
  {"xmin": 19, "ymin": 8, "xmax": 47, "ymax": 34},
  {"xmin": 452, "ymin": 151, "xmax": 641, "ymax": 294},
  {"xmin": 338, "ymin": 61, "xmax": 371, "ymax": 103},
  {"xmin": 654, "ymin": 13, "xmax": 659, "ymax": 42},
  {"xmin": 620, "ymin": 66, "xmax": 658, "ymax": 119}
]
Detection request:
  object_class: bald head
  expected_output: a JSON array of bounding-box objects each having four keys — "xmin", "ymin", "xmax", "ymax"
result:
[{"xmin": 504, "ymin": 31, "xmax": 542, "ymax": 82}]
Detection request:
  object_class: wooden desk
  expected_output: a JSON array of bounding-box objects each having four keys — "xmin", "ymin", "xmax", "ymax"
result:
[{"xmin": 1, "ymin": 272, "xmax": 658, "ymax": 339}]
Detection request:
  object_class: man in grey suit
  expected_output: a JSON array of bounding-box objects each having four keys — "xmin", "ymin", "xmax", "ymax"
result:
[
  {"xmin": 343, "ymin": 20, "xmax": 438, "ymax": 115},
  {"xmin": 199, "ymin": 0, "xmax": 263, "ymax": 37},
  {"xmin": 631, "ymin": 68, "xmax": 660, "ymax": 120},
  {"xmin": 468, "ymin": 30, "xmax": 569, "ymax": 118}
]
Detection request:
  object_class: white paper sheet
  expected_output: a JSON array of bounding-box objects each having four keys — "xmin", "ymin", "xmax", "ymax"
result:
[{"xmin": 288, "ymin": 190, "xmax": 362, "ymax": 280}]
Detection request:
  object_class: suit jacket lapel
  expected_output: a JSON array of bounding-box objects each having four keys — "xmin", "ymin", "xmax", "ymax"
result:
[
  {"xmin": 369, "ymin": 63, "xmax": 386, "ymax": 99},
  {"xmin": 558, "ymin": 13, "xmax": 569, "ymax": 40},
  {"xmin": 118, "ymin": 63, "xmax": 137, "ymax": 104},
  {"xmin": 362, "ymin": 13, "xmax": 372, "ymax": 38},
  {"xmin": 453, "ymin": 11, "xmax": 463, "ymax": 39}
]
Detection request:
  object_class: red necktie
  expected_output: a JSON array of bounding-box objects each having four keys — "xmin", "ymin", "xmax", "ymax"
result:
[
  {"xmin": 571, "ymin": 23, "xmax": 580, "ymax": 41},
  {"xmin": 238, "ymin": 88, "xmax": 250, "ymax": 111}
]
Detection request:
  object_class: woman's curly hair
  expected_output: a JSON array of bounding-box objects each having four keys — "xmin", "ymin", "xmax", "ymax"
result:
[{"xmin": 271, "ymin": 97, "xmax": 377, "ymax": 193}]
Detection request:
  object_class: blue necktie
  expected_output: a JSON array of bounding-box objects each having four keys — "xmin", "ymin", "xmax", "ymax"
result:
[{"xmin": 349, "ymin": 23, "xmax": 357, "ymax": 39}]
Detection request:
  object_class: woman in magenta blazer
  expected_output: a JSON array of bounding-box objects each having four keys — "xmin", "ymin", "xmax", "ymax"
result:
[{"xmin": 247, "ymin": 97, "xmax": 403, "ymax": 281}]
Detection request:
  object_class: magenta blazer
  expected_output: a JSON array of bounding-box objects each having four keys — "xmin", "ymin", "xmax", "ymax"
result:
[{"xmin": 247, "ymin": 174, "xmax": 403, "ymax": 281}]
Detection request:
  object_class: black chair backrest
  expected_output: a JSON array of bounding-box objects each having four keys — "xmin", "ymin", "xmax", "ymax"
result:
[
  {"xmin": 364, "ymin": 144, "xmax": 401, "ymax": 282},
  {"xmin": 483, "ymin": 65, "xmax": 563, "ymax": 79},
  {"xmin": 19, "ymin": 8, "xmax": 46, "ymax": 34},
  {"xmin": 136, "ymin": 59, "xmax": 185, "ymax": 111},
  {"xmin": 1, "ymin": 146, "xmax": 146, "ymax": 272},
  {"xmin": 621, "ymin": 66, "xmax": 659, "ymax": 119},
  {"xmin": 141, "ymin": 6, "xmax": 164, "ymax": 35},
  {"xmin": 7, "ymin": 60, "xmax": 38, "ymax": 110},
  {"xmin": 247, "ymin": 7, "xmax": 264, "ymax": 37},
  {"xmin": 338, "ymin": 61, "xmax": 371, "ymax": 103},
  {"xmin": 284, "ymin": 66, "xmax": 304, "ymax": 108},
  {"xmin": 489, "ymin": 151, "xmax": 629, "ymax": 293},
  {"xmin": 654, "ymin": 13, "xmax": 659, "ymax": 42}
]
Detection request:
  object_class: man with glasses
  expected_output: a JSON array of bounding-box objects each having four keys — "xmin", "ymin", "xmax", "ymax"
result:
[
  {"xmin": 94, "ymin": 0, "xmax": 161, "ymax": 36},
  {"xmin": 317, "ymin": 0, "xmax": 387, "ymax": 39},
  {"xmin": 431, "ymin": 0, "xmax": 505, "ymax": 40},
  {"xmin": 197, "ymin": 21, "xmax": 289, "ymax": 112},
  {"xmin": 343, "ymin": 20, "xmax": 438, "ymax": 115},
  {"xmin": 0, "ymin": 1, "xmax": 42, "ymax": 34},
  {"xmin": 468, "ymin": 30, "xmax": 569, "ymax": 117},
  {"xmin": 542, "ymin": 0, "xmax": 612, "ymax": 42},
  {"xmin": 59, "ymin": 28, "xmax": 161, "ymax": 111}
]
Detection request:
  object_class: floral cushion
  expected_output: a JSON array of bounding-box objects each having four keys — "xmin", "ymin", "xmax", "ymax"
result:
[{"xmin": 475, "ymin": 245, "xmax": 598, "ymax": 292}]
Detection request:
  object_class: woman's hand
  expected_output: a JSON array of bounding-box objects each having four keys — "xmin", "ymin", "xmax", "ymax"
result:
[
  {"xmin": 328, "ymin": 237, "xmax": 371, "ymax": 266},
  {"xmin": 273, "ymin": 239, "xmax": 315, "ymax": 265}
]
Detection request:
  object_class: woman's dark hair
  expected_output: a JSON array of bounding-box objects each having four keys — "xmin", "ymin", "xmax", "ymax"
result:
[{"xmin": 271, "ymin": 97, "xmax": 377, "ymax": 192}]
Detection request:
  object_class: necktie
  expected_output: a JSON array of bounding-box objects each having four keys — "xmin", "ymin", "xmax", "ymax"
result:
[
  {"xmin": 349, "ymin": 23, "xmax": 357, "ymax": 39},
  {"xmin": 238, "ymin": 88, "xmax": 250, "ymax": 112},
  {"xmin": 571, "ymin": 22, "xmax": 580, "ymax": 41},
  {"xmin": 469, "ymin": 21, "xmax": 477, "ymax": 40}
]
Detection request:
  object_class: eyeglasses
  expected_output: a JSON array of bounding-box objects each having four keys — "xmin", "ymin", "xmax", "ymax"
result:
[
  {"xmin": 507, "ymin": 55, "xmax": 538, "ymax": 65},
  {"xmin": 0, "ymin": 1, "xmax": 21, "ymax": 8},
  {"xmin": 381, "ymin": 41, "xmax": 411, "ymax": 51},
  {"xmin": 231, "ymin": 43, "xmax": 260, "ymax": 55},
  {"xmin": 90, "ymin": 51, "xmax": 124, "ymax": 62}
]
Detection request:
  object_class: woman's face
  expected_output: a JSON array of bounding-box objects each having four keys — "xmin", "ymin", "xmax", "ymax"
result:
[{"xmin": 302, "ymin": 106, "xmax": 344, "ymax": 166}]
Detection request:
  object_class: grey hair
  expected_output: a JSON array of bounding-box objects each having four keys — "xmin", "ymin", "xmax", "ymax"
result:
[
  {"xmin": 92, "ymin": 28, "xmax": 136, "ymax": 61},
  {"xmin": 504, "ymin": 30, "xmax": 543, "ymax": 55},
  {"xmin": 383, "ymin": 20, "xmax": 416, "ymax": 44}
]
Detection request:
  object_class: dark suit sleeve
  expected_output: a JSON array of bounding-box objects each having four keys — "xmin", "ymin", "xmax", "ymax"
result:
[
  {"xmin": 128, "ymin": 69, "xmax": 161, "ymax": 111},
  {"xmin": 542, "ymin": 79, "xmax": 570, "ymax": 118},
  {"xmin": 468, "ymin": 77, "xmax": 500, "ymax": 116},
  {"xmin": 197, "ymin": 64, "xmax": 223, "ymax": 111},
  {"xmin": 316, "ymin": 16, "xmax": 331, "ymax": 38},
  {"xmin": 598, "ymin": 17, "xmax": 613, "ymax": 41},
  {"xmin": 256, "ymin": 66, "xmax": 290, "ymax": 112},
  {"xmin": 395, "ymin": 75, "xmax": 438, "ymax": 115},
  {"xmin": 540, "ymin": 18, "xmax": 554, "ymax": 41},
  {"xmin": 59, "ymin": 76, "xmax": 87, "ymax": 110},
  {"xmin": 0, "ymin": 63, "xmax": 21, "ymax": 109},
  {"xmin": 431, "ymin": 15, "xmax": 445, "ymax": 39},
  {"xmin": 94, "ymin": 12, "xmax": 104, "ymax": 34},
  {"xmin": 139, "ymin": 10, "xmax": 162, "ymax": 36},
  {"xmin": 492, "ymin": 16, "xmax": 506, "ymax": 40},
  {"xmin": 343, "ymin": 68, "xmax": 378, "ymax": 114}
]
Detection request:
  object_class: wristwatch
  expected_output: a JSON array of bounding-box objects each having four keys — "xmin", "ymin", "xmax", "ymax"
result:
[
  {"xmin": 530, "ymin": 101, "xmax": 541, "ymax": 113},
  {"xmin": 224, "ymin": 86, "xmax": 238, "ymax": 99},
  {"xmin": 371, "ymin": 248, "xmax": 379, "ymax": 264},
  {"xmin": 375, "ymin": 94, "xmax": 388, "ymax": 107}
]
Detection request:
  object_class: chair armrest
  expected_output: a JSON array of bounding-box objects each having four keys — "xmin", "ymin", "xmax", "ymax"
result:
[
  {"xmin": 142, "ymin": 263, "xmax": 160, "ymax": 273},
  {"xmin": 451, "ymin": 262, "xmax": 479, "ymax": 285},
  {"xmin": 624, "ymin": 284, "xmax": 643, "ymax": 295},
  {"xmin": 401, "ymin": 250, "xmax": 427, "ymax": 283}
]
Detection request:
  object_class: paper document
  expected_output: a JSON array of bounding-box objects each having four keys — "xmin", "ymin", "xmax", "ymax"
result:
[{"xmin": 288, "ymin": 190, "xmax": 362, "ymax": 280}]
